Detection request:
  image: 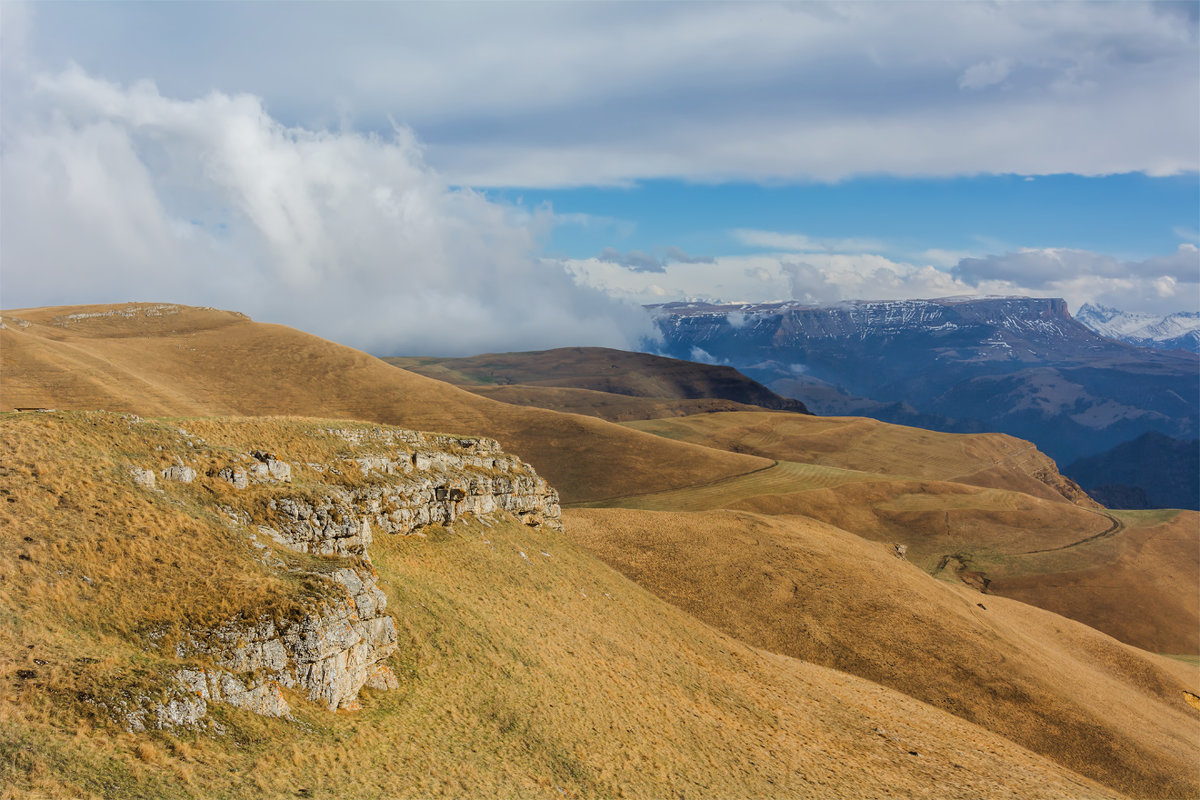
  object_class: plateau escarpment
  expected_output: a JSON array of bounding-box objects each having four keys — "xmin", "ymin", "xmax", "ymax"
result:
[{"xmin": 650, "ymin": 297, "xmax": 1199, "ymax": 481}]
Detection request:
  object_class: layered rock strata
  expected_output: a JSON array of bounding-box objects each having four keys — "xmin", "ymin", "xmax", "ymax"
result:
[
  {"xmin": 172, "ymin": 567, "xmax": 397, "ymax": 716},
  {"xmin": 132, "ymin": 423, "xmax": 560, "ymax": 728}
]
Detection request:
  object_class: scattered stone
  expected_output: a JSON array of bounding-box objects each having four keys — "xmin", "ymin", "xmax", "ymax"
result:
[
  {"xmin": 216, "ymin": 466, "xmax": 249, "ymax": 489},
  {"xmin": 250, "ymin": 451, "xmax": 292, "ymax": 483},
  {"xmin": 174, "ymin": 668, "xmax": 291, "ymax": 718},
  {"xmin": 129, "ymin": 467, "xmax": 156, "ymax": 489},
  {"xmin": 893, "ymin": 544, "xmax": 908, "ymax": 559},
  {"xmin": 161, "ymin": 466, "xmax": 196, "ymax": 483}
]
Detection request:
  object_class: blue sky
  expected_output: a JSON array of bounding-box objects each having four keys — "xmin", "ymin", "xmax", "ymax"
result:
[
  {"xmin": 493, "ymin": 174, "xmax": 1200, "ymax": 264},
  {"xmin": 1, "ymin": 1, "xmax": 1197, "ymax": 354}
]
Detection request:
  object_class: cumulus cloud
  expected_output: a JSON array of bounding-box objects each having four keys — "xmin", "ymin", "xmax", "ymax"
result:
[
  {"xmin": 567, "ymin": 246, "xmax": 1198, "ymax": 316},
  {"xmin": 688, "ymin": 346, "xmax": 726, "ymax": 365},
  {"xmin": 0, "ymin": 65, "xmax": 652, "ymax": 355},
  {"xmin": 781, "ymin": 261, "xmax": 843, "ymax": 305},
  {"xmin": 952, "ymin": 244, "xmax": 1200, "ymax": 288},
  {"xmin": 18, "ymin": 2, "xmax": 1198, "ymax": 186},
  {"xmin": 568, "ymin": 252, "xmax": 964, "ymax": 307}
]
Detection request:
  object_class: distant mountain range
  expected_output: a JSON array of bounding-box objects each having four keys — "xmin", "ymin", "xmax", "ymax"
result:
[
  {"xmin": 649, "ymin": 296, "xmax": 1199, "ymax": 507},
  {"xmin": 1075, "ymin": 303, "xmax": 1200, "ymax": 352},
  {"xmin": 1065, "ymin": 431, "xmax": 1200, "ymax": 510}
]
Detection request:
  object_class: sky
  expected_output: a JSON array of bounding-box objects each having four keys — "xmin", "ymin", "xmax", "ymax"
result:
[{"xmin": 1, "ymin": 1, "xmax": 1197, "ymax": 355}]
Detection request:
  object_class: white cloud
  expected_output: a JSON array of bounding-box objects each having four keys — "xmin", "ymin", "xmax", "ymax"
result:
[
  {"xmin": 688, "ymin": 346, "xmax": 726, "ymax": 365},
  {"xmin": 567, "ymin": 246, "xmax": 1198, "ymax": 316},
  {"xmin": 952, "ymin": 244, "xmax": 1200, "ymax": 288},
  {"xmin": 0, "ymin": 66, "xmax": 652, "ymax": 355},
  {"xmin": 17, "ymin": 1, "xmax": 1199, "ymax": 186},
  {"xmin": 567, "ymin": 253, "xmax": 965, "ymax": 307},
  {"xmin": 733, "ymin": 229, "xmax": 888, "ymax": 254},
  {"xmin": 958, "ymin": 58, "xmax": 1013, "ymax": 91}
]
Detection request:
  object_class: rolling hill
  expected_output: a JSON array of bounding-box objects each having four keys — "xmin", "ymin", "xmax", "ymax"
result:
[
  {"xmin": 0, "ymin": 304, "xmax": 768, "ymax": 503},
  {"xmin": 386, "ymin": 347, "xmax": 809, "ymax": 421},
  {"xmin": 565, "ymin": 508, "xmax": 1200, "ymax": 800},
  {"xmin": 0, "ymin": 411, "xmax": 1130, "ymax": 799},
  {"xmin": 582, "ymin": 412, "xmax": 1198, "ymax": 656},
  {"xmin": 621, "ymin": 410, "xmax": 1096, "ymax": 505},
  {"xmin": 5, "ymin": 301, "xmax": 1198, "ymax": 799}
]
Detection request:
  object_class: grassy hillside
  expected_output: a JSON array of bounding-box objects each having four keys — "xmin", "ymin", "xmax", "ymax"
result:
[
  {"xmin": 0, "ymin": 304, "xmax": 768, "ymax": 503},
  {"xmin": 386, "ymin": 347, "xmax": 808, "ymax": 412},
  {"xmin": 565, "ymin": 508, "xmax": 1200, "ymax": 800},
  {"xmin": 453, "ymin": 384, "xmax": 780, "ymax": 422},
  {"xmin": 0, "ymin": 411, "xmax": 1125, "ymax": 799},
  {"xmin": 579, "ymin": 455, "xmax": 1198, "ymax": 654},
  {"xmin": 623, "ymin": 411, "xmax": 1096, "ymax": 505}
]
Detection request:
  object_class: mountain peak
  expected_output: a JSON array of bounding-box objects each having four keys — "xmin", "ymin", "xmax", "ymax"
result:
[{"xmin": 1075, "ymin": 304, "xmax": 1200, "ymax": 352}]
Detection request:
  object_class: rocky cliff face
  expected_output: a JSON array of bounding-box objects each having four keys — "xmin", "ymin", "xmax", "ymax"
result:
[
  {"xmin": 126, "ymin": 420, "xmax": 561, "ymax": 729},
  {"xmin": 653, "ymin": 297, "xmax": 1082, "ymax": 358}
]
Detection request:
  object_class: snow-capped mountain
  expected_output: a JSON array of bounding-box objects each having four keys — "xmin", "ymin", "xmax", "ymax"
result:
[
  {"xmin": 1075, "ymin": 304, "xmax": 1200, "ymax": 352},
  {"xmin": 648, "ymin": 296, "xmax": 1199, "ymax": 470}
]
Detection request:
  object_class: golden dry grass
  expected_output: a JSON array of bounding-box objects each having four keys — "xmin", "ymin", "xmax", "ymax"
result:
[
  {"xmin": 385, "ymin": 348, "xmax": 808, "ymax": 422},
  {"xmin": 0, "ymin": 412, "xmax": 1126, "ymax": 799},
  {"xmin": 585, "ymin": 461, "xmax": 1199, "ymax": 654},
  {"xmin": 565, "ymin": 507, "xmax": 1200, "ymax": 800},
  {"xmin": 385, "ymin": 347, "xmax": 802, "ymax": 408},
  {"xmin": 577, "ymin": 459, "xmax": 882, "ymax": 510},
  {"xmin": 985, "ymin": 508, "xmax": 1200, "ymax": 654},
  {"xmin": 0, "ymin": 304, "xmax": 769, "ymax": 503},
  {"xmin": 459, "ymin": 384, "xmax": 776, "ymax": 422},
  {"xmin": 624, "ymin": 411, "xmax": 1096, "ymax": 506}
]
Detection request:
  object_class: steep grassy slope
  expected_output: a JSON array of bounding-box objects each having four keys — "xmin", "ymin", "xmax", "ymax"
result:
[
  {"xmin": 451, "ymin": 384, "xmax": 779, "ymax": 422},
  {"xmin": 580, "ymin": 457, "xmax": 1199, "ymax": 654},
  {"xmin": 386, "ymin": 347, "xmax": 809, "ymax": 414},
  {"xmin": 0, "ymin": 304, "xmax": 768, "ymax": 503},
  {"xmin": 565, "ymin": 508, "xmax": 1200, "ymax": 800},
  {"xmin": 623, "ymin": 411, "xmax": 1096, "ymax": 505},
  {"xmin": 985, "ymin": 508, "xmax": 1200, "ymax": 655},
  {"xmin": 0, "ymin": 412, "xmax": 1123, "ymax": 800}
]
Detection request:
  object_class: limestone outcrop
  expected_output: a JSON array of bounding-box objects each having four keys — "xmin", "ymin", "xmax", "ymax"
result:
[
  {"xmin": 135, "ymin": 421, "xmax": 560, "ymax": 728},
  {"xmin": 173, "ymin": 566, "xmax": 397, "ymax": 715},
  {"xmin": 230, "ymin": 427, "xmax": 561, "ymax": 559}
]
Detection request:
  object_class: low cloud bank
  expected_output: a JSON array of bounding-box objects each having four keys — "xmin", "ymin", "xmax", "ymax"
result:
[
  {"xmin": 0, "ymin": 66, "xmax": 652, "ymax": 355},
  {"xmin": 568, "ymin": 244, "xmax": 1199, "ymax": 317}
]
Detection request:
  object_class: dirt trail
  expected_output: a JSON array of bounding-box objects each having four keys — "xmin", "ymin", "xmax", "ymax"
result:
[{"xmin": 1019, "ymin": 510, "xmax": 1124, "ymax": 555}]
